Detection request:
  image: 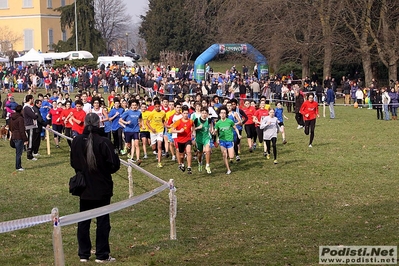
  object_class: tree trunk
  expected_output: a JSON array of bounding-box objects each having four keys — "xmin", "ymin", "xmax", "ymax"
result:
[
  {"xmin": 302, "ymin": 52, "xmax": 310, "ymax": 79},
  {"xmin": 323, "ymin": 41, "xmax": 332, "ymax": 78},
  {"xmin": 361, "ymin": 50, "xmax": 373, "ymax": 86},
  {"xmin": 388, "ymin": 60, "xmax": 397, "ymax": 85}
]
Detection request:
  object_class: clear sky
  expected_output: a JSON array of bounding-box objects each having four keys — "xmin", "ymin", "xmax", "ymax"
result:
[{"xmin": 123, "ymin": 0, "xmax": 149, "ymax": 25}]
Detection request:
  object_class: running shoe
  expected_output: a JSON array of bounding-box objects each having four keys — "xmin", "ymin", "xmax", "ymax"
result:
[
  {"xmin": 95, "ymin": 256, "xmax": 116, "ymax": 263},
  {"xmin": 266, "ymin": 154, "xmax": 270, "ymax": 160},
  {"xmin": 136, "ymin": 159, "xmax": 142, "ymax": 166},
  {"xmin": 249, "ymin": 148, "xmax": 253, "ymax": 153},
  {"xmin": 263, "ymin": 152, "xmax": 268, "ymax": 157},
  {"xmin": 283, "ymin": 139, "xmax": 287, "ymax": 145},
  {"xmin": 120, "ymin": 149, "xmax": 127, "ymax": 155},
  {"xmin": 127, "ymin": 153, "xmax": 132, "ymax": 159},
  {"xmin": 179, "ymin": 164, "xmax": 186, "ymax": 172},
  {"xmin": 157, "ymin": 162, "xmax": 163, "ymax": 168},
  {"xmin": 226, "ymin": 170, "xmax": 232, "ymax": 175},
  {"xmin": 198, "ymin": 163, "xmax": 203, "ymax": 172},
  {"xmin": 309, "ymin": 144, "xmax": 312, "ymax": 148},
  {"xmin": 236, "ymin": 155, "xmax": 240, "ymax": 161},
  {"xmin": 187, "ymin": 167, "xmax": 192, "ymax": 174},
  {"xmin": 274, "ymin": 160, "xmax": 278, "ymax": 164},
  {"xmin": 205, "ymin": 165, "xmax": 211, "ymax": 174},
  {"xmin": 253, "ymin": 143, "xmax": 257, "ymax": 150},
  {"xmin": 171, "ymin": 155, "xmax": 176, "ymax": 161},
  {"xmin": 143, "ymin": 154, "xmax": 148, "ymax": 159}
]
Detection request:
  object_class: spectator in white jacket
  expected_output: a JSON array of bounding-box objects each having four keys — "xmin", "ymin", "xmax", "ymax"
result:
[
  {"xmin": 381, "ymin": 87, "xmax": 391, "ymax": 120},
  {"xmin": 355, "ymin": 88, "xmax": 364, "ymax": 108}
]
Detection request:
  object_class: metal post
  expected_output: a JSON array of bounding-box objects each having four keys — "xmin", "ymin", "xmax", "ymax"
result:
[
  {"xmin": 74, "ymin": 0, "xmax": 78, "ymax": 51},
  {"xmin": 125, "ymin": 33, "xmax": 128, "ymax": 53}
]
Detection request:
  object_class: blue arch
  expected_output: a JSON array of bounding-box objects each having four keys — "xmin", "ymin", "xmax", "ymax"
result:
[{"xmin": 194, "ymin": 43, "xmax": 269, "ymax": 82}]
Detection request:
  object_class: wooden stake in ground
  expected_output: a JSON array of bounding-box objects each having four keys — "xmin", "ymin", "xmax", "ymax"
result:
[
  {"xmin": 51, "ymin": 208, "xmax": 65, "ymax": 266},
  {"xmin": 169, "ymin": 179, "xmax": 177, "ymax": 240}
]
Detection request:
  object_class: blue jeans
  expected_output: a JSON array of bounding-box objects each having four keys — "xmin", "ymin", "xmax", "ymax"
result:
[
  {"xmin": 329, "ymin": 102, "xmax": 335, "ymax": 119},
  {"xmin": 383, "ymin": 104, "xmax": 390, "ymax": 120},
  {"xmin": 14, "ymin": 139, "xmax": 24, "ymax": 169},
  {"xmin": 253, "ymin": 92, "xmax": 259, "ymax": 103}
]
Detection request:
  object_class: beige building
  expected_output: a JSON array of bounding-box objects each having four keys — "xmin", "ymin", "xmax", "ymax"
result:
[{"xmin": 0, "ymin": 0, "xmax": 74, "ymax": 53}]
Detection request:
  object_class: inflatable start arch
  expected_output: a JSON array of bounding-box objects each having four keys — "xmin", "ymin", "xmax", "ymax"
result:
[{"xmin": 194, "ymin": 43, "xmax": 268, "ymax": 82}]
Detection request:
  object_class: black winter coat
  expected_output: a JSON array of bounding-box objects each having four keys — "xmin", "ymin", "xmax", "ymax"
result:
[{"xmin": 70, "ymin": 127, "xmax": 120, "ymax": 200}]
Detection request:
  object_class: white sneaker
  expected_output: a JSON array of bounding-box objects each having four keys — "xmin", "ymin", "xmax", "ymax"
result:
[
  {"xmin": 17, "ymin": 168, "xmax": 24, "ymax": 171},
  {"xmin": 297, "ymin": 125, "xmax": 303, "ymax": 129},
  {"xmin": 33, "ymin": 153, "xmax": 40, "ymax": 157},
  {"xmin": 309, "ymin": 144, "xmax": 312, "ymax": 148},
  {"xmin": 95, "ymin": 256, "xmax": 116, "ymax": 263},
  {"xmin": 171, "ymin": 155, "xmax": 176, "ymax": 161},
  {"xmin": 205, "ymin": 165, "xmax": 211, "ymax": 174},
  {"xmin": 28, "ymin": 157, "xmax": 38, "ymax": 161},
  {"xmin": 143, "ymin": 154, "xmax": 148, "ymax": 159},
  {"xmin": 226, "ymin": 170, "xmax": 232, "ymax": 175}
]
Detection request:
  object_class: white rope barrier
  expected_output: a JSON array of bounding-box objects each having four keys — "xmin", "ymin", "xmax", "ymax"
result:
[
  {"xmin": 0, "ymin": 214, "xmax": 52, "ymax": 233},
  {"xmin": 3, "ymin": 127, "xmax": 177, "ymax": 265},
  {"xmin": 59, "ymin": 183, "xmax": 169, "ymax": 227}
]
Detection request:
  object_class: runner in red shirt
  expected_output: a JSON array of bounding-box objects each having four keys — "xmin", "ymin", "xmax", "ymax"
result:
[
  {"xmin": 61, "ymin": 101, "xmax": 74, "ymax": 147},
  {"xmin": 299, "ymin": 93, "xmax": 319, "ymax": 147},
  {"xmin": 47, "ymin": 101, "xmax": 64, "ymax": 148},
  {"xmin": 254, "ymin": 100, "xmax": 270, "ymax": 156},
  {"xmin": 69, "ymin": 100, "xmax": 87, "ymax": 137},
  {"xmin": 242, "ymin": 99, "xmax": 257, "ymax": 152},
  {"xmin": 171, "ymin": 106, "xmax": 194, "ymax": 174}
]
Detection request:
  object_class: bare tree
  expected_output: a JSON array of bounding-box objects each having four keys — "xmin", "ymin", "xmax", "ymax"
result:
[
  {"xmin": 94, "ymin": 0, "xmax": 131, "ymax": 51},
  {"xmin": 0, "ymin": 26, "xmax": 22, "ymax": 54},
  {"xmin": 369, "ymin": 0, "xmax": 399, "ymax": 83}
]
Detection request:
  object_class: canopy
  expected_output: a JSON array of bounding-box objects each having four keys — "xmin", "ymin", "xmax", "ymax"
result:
[{"xmin": 14, "ymin": 48, "xmax": 51, "ymax": 64}]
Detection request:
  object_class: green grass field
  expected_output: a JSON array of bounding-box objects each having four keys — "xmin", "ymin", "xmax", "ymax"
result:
[{"xmin": 0, "ymin": 91, "xmax": 397, "ymax": 265}]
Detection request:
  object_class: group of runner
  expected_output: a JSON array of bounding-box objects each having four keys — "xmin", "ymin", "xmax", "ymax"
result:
[
  {"xmin": 106, "ymin": 89, "xmax": 319, "ymax": 175},
  {"xmin": 9, "ymin": 81, "xmax": 320, "ymax": 175}
]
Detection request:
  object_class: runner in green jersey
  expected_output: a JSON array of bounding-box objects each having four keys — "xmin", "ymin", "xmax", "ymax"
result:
[
  {"xmin": 214, "ymin": 106, "xmax": 242, "ymax": 175},
  {"xmin": 193, "ymin": 107, "xmax": 213, "ymax": 174}
]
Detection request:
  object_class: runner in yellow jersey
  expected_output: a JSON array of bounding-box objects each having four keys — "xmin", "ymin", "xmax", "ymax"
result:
[
  {"xmin": 140, "ymin": 103, "xmax": 151, "ymax": 159},
  {"xmin": 146, "ymin": 100, "xmax": 166, "ymax": 167},
  {"xmin": 164, "ymin": 101, "xmax": 177, "ymax": 161}
]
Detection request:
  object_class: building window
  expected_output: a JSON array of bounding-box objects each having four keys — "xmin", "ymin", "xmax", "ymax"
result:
[
  {"xmin": 47, "ymin": 0, "xmax": 52, "ymax": 8},
  {"xmin": 60, "ymin": 0, "xmax": 65, "ymax": 6},
  {"xmin": 23, "ymin": 0, "xmax": 32, "ymax": 8},
  {"xmin": 62, "ymin": 30, "xmax": 67, "ymax": 42},
  {"xmin": 24, "ymin": 29, "xmax": 34, "ymax": 50},
  {"xmin": 0, "ymin": 0, "xmax": 8, "ymax": 9},
  {"xmin": 48, "ymin": 29, "xmax": 54, "ymax": 50}
]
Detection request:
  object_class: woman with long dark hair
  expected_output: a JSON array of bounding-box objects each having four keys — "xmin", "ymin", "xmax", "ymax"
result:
[{"xmin": 70, "ymin": 113, "xmax": 120, "ymax": 263}]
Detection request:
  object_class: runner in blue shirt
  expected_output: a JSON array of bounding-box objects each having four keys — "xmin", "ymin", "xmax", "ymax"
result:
[
  {"xmin": 108, "ymin": 98, "xmax": 124, "ymax": 154},
  {"xmin": 119, "ymin": 99, "xmax": 142, "ymax": 164}
]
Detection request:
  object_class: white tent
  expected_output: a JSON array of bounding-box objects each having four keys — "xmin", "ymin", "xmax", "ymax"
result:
[
  {"xmin": 14, "ymin": 48, "xmax": 51, "ymax": 64},
  {"xmin": 0, "ymin": 57, "xmax": 8, "ymax": 63}
]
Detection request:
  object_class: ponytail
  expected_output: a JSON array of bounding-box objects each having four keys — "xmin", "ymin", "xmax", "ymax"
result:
[{"xmin": 83, "ymin": 113, "xmax": 100, "ymax": 172}]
